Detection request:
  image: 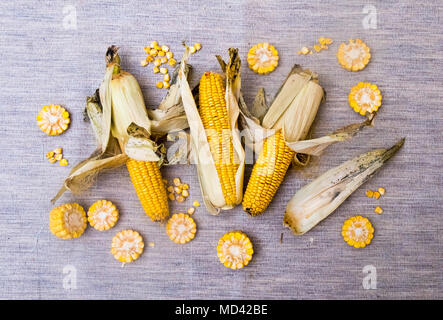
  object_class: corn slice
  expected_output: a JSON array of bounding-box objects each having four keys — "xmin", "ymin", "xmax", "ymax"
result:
[
  {"xmin": 111, "ymin": 230, "xmax": 144, "ymax": 263},
  {"xmin": 217, "ymin": 231, "xmax": 253, "ymax": 270},
  {"xmin": 247, "ymin": 42, "xmax": 279, "ymax": 74},
  {"xmin": 337, "ymin": 39, "xmax": 371, "ymax": 71},
  {"xmin": 49, "ymin": 203, "xmax": 87, "ymax": 239},
  {"xmin": 374, "ymin": 206, "xmax": 383, "ymax": 214},
  {"xmin": 87, "ymin": 200, "xmax": 119, "ymax": 231},
  {"xmin": 37, "ymin": 104, "xmax": 70, "ymax": 135},
  {"xmin": 349, "ymin": 82, "xmax": 382, "ymax": 116},
  {"xmin": 342, "ymin": 216, "xmax": 374, "ymax": 248},
  {"xmin": 166, "ymin": 213, "xmax": 197, "ymax": 244}
]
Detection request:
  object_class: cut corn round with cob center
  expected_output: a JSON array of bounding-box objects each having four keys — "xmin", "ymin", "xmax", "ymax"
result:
[
  {"xmin": 247, "ymin": 43, "xmax": 279, "ymax": 74},
  {"xmin": 87, "ymin": 200, "xmax": 119, "ymax": 231},
  {"xmin": 166, "ymin": 213, "xmax": 197, "ymax": 244},
  {"xmin": 242, "ymin": 130, "xmax": 294, "ymax": 216},
  {"xmin": 217, "ymin": 231, "xmax": 253, "ymax": 270},
  {"xmin": 199, "ymin": 72, "xmax": 239, "ymax": 205},
  {"xmin": 49, "ymin": 203, "xmax": 87, "ymax": 239},
  {"xmin": 349, "ymin": 82, "xmax": 381, "ymax": 115},
  {"xmin": 36, "ymin": 104, "xmax": 70, "ymax": 135},
  {"xmin": 342, "ymin": 216, "xmax": 374, "ymax": 248},
  {"xmin": 337, "ymin": 39, "xmax": 371, "ymax": 71},
  {"xmin": 111, "ymin": 230, "xmax": 144, "ymax": 263}
]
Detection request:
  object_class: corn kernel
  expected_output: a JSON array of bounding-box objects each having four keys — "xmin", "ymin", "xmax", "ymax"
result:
[
  {"xmin": 182, "ymin": 189, "xmax": 189, "ymax": 198},
  {"xmin": 163, "ymin": 74, "xmax": 170, "ymax": 82},
  {"xmin": 378, "ymin": 187, "xmax": 385, "ymax": 195},
  {"xmin": 166, "ymin": 51, "xmax": 173, "ymax": 59},
  {"xmin": 313, "ymin": 44, "xmax": 322, "ymax": 52},
  {"xmin": 189, "ymin": 46, "xmax": 196, "ymax": 54},
  {"xmin": 87, "ymin": 200, "xmax": 119, "ymax": 231},
  {"xmin": 194, "ymin": 43, "xmax": 202, "ymax": 51},
  {"xmin": 55, "ymin": 154, "xmax": 63, "ymax": 161},
  {"xmin": 156, "ymin": 81, "xmax": 164, "ymax": 89},
  {"xmin": 160, "ymin": 67, "xmax": 168, "ymax": 74},
  {"xmin": 54, "ymin": 148, "xmax": 62, "ymax": 154},
  {"xmin": 366, "ymin": 190, "xmax": 374, "ymax": 197},
  {"xmin": 146, "ymin": 56, "xmax": 154, "ymax": 62},
  {"xmin": 160, "ymin": 57, "xmax": 168, "ymax": 64},
  {"xmin": 60, "ymin": 158, "xmax": 68, "ymax": 166},
  {"xmin": 140, "ymin": 59, "xmax": 148, "ymax": 67},
  {"xmin": 163, "ymin": 82, "xmax": 170, "ymax": 89},
  {"xmin": 193, "ymin": 200, "xmax": 200, "ymax": 207},
  {"xmin": 167, "ymin": 185, "xmax": 174, "ymax": 193},
  {"xmin": 150, "ymin": 49, "xmax": 158, "ymax": 56},
  {"xmin": 161, "ymin": 45, "xmax": 169, "ymax": 52},
  {"xmin": 153, "ymin": 66, "xmax": 160, "ymax": 73},
  {"xmin": 48, "ymin": 157, "xmax": 57, "ymax": 164},
  {"xmin": 187, "ymin": 207, "xmax": 195, "ymax": 215},
  {"xmin": 373, "ymin": 191, "xmax": 381, "ymax": 199},
  {"xmin": 159, "ymin": 51, "xmax": 166, "ymax": 57},
  {"xmin": 168, "ymin": 58, "xmax": 176, "ymax": 66},
  {"xmin": 168, "ymin": 193, "xmax": 176, "ymax": 201},
  {"xmin": 374, "ymin": 206, "xmax": 383, "ymax": 214},
  {"xmin": 174, "ymin": 186, "xmax": 182, "ymax": 194},
  {"xmin": 173, "ymin": 178, "xmax": 181, "ymax": 186},
  {"xmin": 176, "ymin": 195, "xmax": 185, "ymax": 203},
  {"xmin": 46, "ymin": 151, "xmax": 55, "ymax": 159},
  {"xmin": 154, "ymin": 45, "xmax": 161, "ymax": 51},
  {"xmin": 181, "ymin": 184, "xmax": 189, "ymax": 190},
  {"xmin": 144, "ymin": 47, "xmax": 151, "ymax": 54},
  {"xmin": 154, "ymin": 58, "xmax": 161, "ymax": 67},
  {"xmin": 148, "ymin": 242, "xmax": 155, "ymax": 247},
  {"xmin": 150, "ymin": 41, "xmax": 158, "ymax": 48}
]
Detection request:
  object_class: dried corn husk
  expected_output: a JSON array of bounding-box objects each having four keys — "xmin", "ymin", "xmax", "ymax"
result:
[
  {"xmin": 284, "ymin": 138, "xmax": 405, "ymax": 235},
  {"xmin": 178, "ymin": 46, "xmax": 245, "ymax": 214},
  {"xmin": 52, "ymin": 46, "xmax": 189, "ymax": 203},
  {"xmin": 239, "ymin": 65, "xmax": 374, "ymax": 164}
]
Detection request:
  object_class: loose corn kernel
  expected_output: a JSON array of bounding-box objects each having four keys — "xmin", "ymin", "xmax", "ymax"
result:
[
  {"xmin": 37, "ymin": 104, "xmax": 70, "ymax": 135},
  {"xmin": 49, "ymin": 203, "xmax": 87, "ymax": 239},
  {"xmin": 342, "ymin": 216, "xmax": 374, "ymax": 248},
  {"xmin": 54, "ymin": 148, "xmax": 62, "ymax": 154},
  {"xmin": 163, "ymin": 74, "xmax": 170, "ymax": 82},
  {"xmin": 168, "ymin": 58, "xmax": 177, "ymax": 66},
  {"xmin": 160, "ymin": 57, "xmax": 168, "ymax": 64},
  {"xmin": 150, "ymin": 41, "xmax": 158, "ymax": 48},
  {"xmin": 87, "ymin": 200, "xmax": 119, "ymax": 231},
  {"xmin": 217, "ymin": 231, "xmax": 254, "ymax": 270},
  {"xmin": 167, "ymin": 185, "xmax": 174, "ymax": 193},
  {"xmin": 153, "ymin": 66, "xmax": 160, "ymax": 73},
  {"xmin": 48, "ymin": 157, "xmax": 57, "ymax": 164},
  {"xmin": 160, "ymin": 67, "xmax": 168, "ymax": 74},
  {"xmin": 150, "ymin": 49, "xmax": 158, "ymax": 56},
  {"xmin": 111, "ymin": 230, "xmax": 144, "ymax": 263},
  {"xmin": 337, "ymin": 39, "xmax": 371, "ymax": 71},
  {"xmin": 378, "ymin": 187, "xmax": 385, "ymax": 195},
  {"xmin": 46, "ymin": 151, "xmax": 55, "ymax": 159},
  {"xmin": 247, "ymin": 42, "xmax": 279, "ymax": 74},
  {"xmin": 154, "ymin": 58, "xmax": 161, "ymax": 67},
  {"xmin": 297, "ymin": 46, "xmax": 311, "ymax": 55},
  {"xmin": 182, "ymin": 189, "xmax": 189, "ymax": 198},
  {"xmin": 173, "ymin": 178, "xmax": 181, "ymax": 186},
  {"xmin": 161, "ymin": 45, "xmax": 169, "ymax": 52},
  {"xmin": 140, "ymin": 59, "xmax": 148, "ymax": 67},
  {"xmin": 319, "ymin": 37, "xmax": 333, "ymax": 45},
  {"xmin": 373, "ymin": 191, "xmax": 381, "ymax": 199},
  {"xmin": 349, "ymin": 82, "xmax": 382, "ymax": 116},
  {"xmin": 174, "ymin": 186, "xmax": 182, "ymax": 194},
  {"xmin": 144, "ymin": 46, "xmax": 151, "ymax": 54},
  {"xmin": 194, "ymin": 43, "xmax": 202, "ymax": 51},
  {"xmin": 168, "ymin": 193, "xmax": 176, "ymax": 201},
  {"xmin": 162, "ymin": 179, "xmax": 168, "ymax": 184},
  {"xmin": 55, "ymin": 154, "xmax": 63, "ymax": 161},
  {"xmin": 176, "ymin": 195, "xmax": 185, "ymax": 203},
  {"xmin": 158, "ymin": 50, "xmax": 165, "ymax": 57},
  {"xmin": 193, "ymin": 200, "xmax": 200, "ymax": 207},
  {"xmin": 321, "ymin": 44, "xmax": 328, "ymax": 50},
  {"xmin": 148, "ymin": 242, "xmax": 155, "ymax": 247},
  {"xmin": 154, "ymin": 45, "xmax": 161, "ymax": 51},
  {"xmin": 156, "ymin": 81, "xmax": 164, "ymax": 89},
  {"xmin": 366, "ymin": 190, "xmax": 374, "ymax": 198},
  {"xmin": 166, "ymin": 213, "xmax": 197, "ymax": 244},
  {"xmin": 163, "ymin": 82, "xmax": 170, "ymax": 89},
  {"xmin": 187, "ymin": 207, "xmax": 195, "ymax": 215},
  {"xmin": 374, "ymin": 206, "xmax": 383, "ymax": 214},
  {"xmin": 59, "ymin": 158, "xmax": 68, "ymax": 166},
  {"xmin": 166, "ymin": 51, "xmax": 173, "ymax": 59},
  {"xmin": 146, "ymin": 55, "xmax": 154, "ymax": 63},
  {"xmin": 313, "ymin": 44, "xmax": 322, "ymax": 52},
  {"xmin": 189, "ymin": 46, "xmax": 197, "ymax": 54},
  {"xmin": 181, "ymin": 184, "xmax": 189, "ymax": 190}
]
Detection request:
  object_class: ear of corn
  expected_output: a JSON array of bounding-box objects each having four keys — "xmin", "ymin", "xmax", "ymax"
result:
[
  {"xmin": 50, "ymin": 203, "xmax": 87, "ymax": 239},
  {"xmin": 217, "ymin": 231, "xmax": 253, "ymax": 270},
  {"xmin": 178, "ymin": 46, "xmax": 245, "ymax": 214},
  {"xmin": 284, "ymin": 138, "xmax": 405, "ymax": 235}
]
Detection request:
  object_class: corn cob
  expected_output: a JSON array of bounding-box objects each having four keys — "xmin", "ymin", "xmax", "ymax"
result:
[
  {"xmin": 243, "ymin": 130, "xmax": 295, "ymax": 216},
  {"xmin": 199, "ymin": 72, "xmax": 239, "ymax": 206},
  {"xmin": 126, "ymin": 158, "xmax": 168, "ymax": 221},
  {"xmin": 49, "ymin": 203, "xmax": 87, "ymax": 239}
]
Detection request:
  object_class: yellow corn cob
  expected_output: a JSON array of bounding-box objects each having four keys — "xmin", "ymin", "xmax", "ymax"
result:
[
  {"xmin": 242, "ymin": 129, "xmax": 295, "ymax": 216},
  {"xmin": 126, "ymin": 158, "xmax": 169, "ymax": 222},
  {"xmin": 199, "ymin": 72, "xmax": 239, "ymax": 206},
  {"xmin": 49, "ymin": 203, "xmax": 87, "ymax": 239}
]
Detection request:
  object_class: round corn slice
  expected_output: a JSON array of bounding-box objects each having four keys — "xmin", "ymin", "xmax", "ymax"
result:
[
  {"xmin": 337, "ymin": 39, "xmax": 371, "ymax": 71},
  {"xmin": 111, "ymin": 230, "xmax": 144, "ymax": 263},
  {"xmin": 217, "ymin": 231, "xmax": 253, "ymax": 270},
  {"xmin": 49, "ymin": 203, "xmax": 87, "ymax": 239},
  {"xmin": 349, "ymin": 82, "xmax": 382, "ymax": 115},
  {"xmin": 36, "ymin": 104, "xmax": 70, "ymax": 135},
  {"xmin": 166, "ymin": 213, "xmax": 197, "ymax": 244},
  {"xmin": 342, "ymin": 216, "xmax": 374, "ymax": 248},
  {"xmin": 247, "ymin": 42, "xmax": 279, "ymax": 74},
  {"xmin": 87, "ymin": 200, "xmax": 119, "ymax": 231}
]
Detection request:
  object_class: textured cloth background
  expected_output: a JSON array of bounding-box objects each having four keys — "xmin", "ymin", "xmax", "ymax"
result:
[{"xmin": 0, "ymin": 0, "xmax": 441, "ymax": 299}]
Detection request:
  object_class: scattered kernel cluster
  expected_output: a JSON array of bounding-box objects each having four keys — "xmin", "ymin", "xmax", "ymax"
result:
[
  {"xmin": 141, "ymin": 41, "xmax": 201, "ymax": 89},
  {"xmin": 46, "ymin": 148, "xmax": 68, "ymax": 166},
  {"xmin": 297, "ymin": 37, "xmax": 333, "ymax": 55},
  {"xmin": 366, "ymin": 187, "xmax": 386, "ymax": 214}
]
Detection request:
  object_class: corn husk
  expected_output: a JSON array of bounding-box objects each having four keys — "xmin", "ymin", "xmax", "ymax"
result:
[
  {"xmin": 52, "ymin": 46, "xmax": 189, "ymax": 203},
  {"xmin": 239, "ymin": 65, "xmax": 374, "ymax": 164},
  {"xmin": 284, "ymin": 138, "xmax": 405, "ymax": 235},
  {"xmin": 178, "ymin": 47, "xmax": 245, "ymax": 214}
]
